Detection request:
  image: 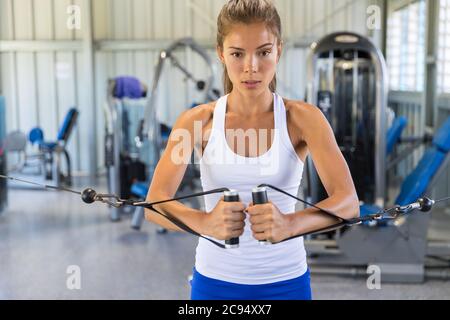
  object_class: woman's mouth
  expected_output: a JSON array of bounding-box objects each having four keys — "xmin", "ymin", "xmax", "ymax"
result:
[{"xmin": 242, "ymin": 80, "xmax": 261, "ymax": 89}]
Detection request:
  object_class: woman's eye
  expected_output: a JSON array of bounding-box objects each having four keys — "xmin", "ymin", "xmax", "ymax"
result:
[
  {"xmin": 260, "ymin": 50, "xmax": 271, "ymax": 57},
  {"xmin": 231, "ymin": 52, "xmax": 242, "ymax": 58}
]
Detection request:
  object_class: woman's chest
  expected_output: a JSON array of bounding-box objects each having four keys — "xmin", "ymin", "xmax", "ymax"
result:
[{"xmin": 200, "ymin": 112, "xmax": 305, "ymax": 160}]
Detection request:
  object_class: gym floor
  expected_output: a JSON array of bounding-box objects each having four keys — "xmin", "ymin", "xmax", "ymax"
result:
[{"xmin": 1, "ymin": 177, "xmax": 449, "ymax": 300}]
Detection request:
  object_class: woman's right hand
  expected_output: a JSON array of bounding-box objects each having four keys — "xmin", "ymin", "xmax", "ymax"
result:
[{"xmin": 202, "ymin": 197, "xmax": 247, "ymax": 240}]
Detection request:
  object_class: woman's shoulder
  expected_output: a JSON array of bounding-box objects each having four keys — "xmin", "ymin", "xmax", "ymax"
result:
[
  {"xmin": 283, "ymin": 98, "xmax": 325, "ymax": 125},
  {"xmin": 175, "ymin": 101, "xmax": 216, "ymax": 129},
  {"xmin": 190, "ymin": 101, "xmax": 216, "ymax": 119}
]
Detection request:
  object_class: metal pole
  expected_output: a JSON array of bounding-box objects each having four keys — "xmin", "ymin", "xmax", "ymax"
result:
[
  {"xmin": 424, "ymin": 0, "xmax": 439, "ymax": 128},
  {"xmin": 81, "ymin": 0, "xmax": 97, "ymax": 176}
]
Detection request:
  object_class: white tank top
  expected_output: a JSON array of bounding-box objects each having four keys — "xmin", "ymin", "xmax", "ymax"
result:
[{"xmin": 196, "ymin": 93, "xmax": 308, "ymax": 285}]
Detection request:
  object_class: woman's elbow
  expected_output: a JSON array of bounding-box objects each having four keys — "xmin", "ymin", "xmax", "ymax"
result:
[
  {"xmin": 144, "ymin": 208, "xmax": 180, "ymax": 231},
  {"xmin": 348, "ymin": 193, "xmax": 360, "ymax": 219},
  {"xmin": 337, "ymin": 191, "xmax": 359, "ymax": 220},
  {"xmin": 144, "ymin": 210, "xmax": 155, "ymax": 222},
  {"xmin": 144, "ymin": 192, "xmax": 169, "ymax": 223},
  {"xmin": 144, "ymin": 208, "xmax": 158, "ymax": 224},
  {"xmin": 144, "ymin": 191, "xmax": 183, "ymax": 232}
]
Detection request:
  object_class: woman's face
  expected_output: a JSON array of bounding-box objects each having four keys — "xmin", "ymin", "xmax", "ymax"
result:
[{"xmin": 218, "ymin": 22, "xmax": 282, "ymax": 96}]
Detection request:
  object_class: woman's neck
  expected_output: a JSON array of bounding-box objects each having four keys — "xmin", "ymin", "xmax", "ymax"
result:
[{"xmin": 227, "ymin": 89, "xmax": 273, "ymax": 117}]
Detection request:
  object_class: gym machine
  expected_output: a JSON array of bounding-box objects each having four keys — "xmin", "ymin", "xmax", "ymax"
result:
[
  {"xmin": 130, "ymin": 37, "xmax": 221, "ymax": 229},
  {"xmin": 304, "ymin": 32, "xmax": 450, "ymax": 283},
  {"xmin": 104, "ymin": 38, "xmax": 221, "ymax": 223}
]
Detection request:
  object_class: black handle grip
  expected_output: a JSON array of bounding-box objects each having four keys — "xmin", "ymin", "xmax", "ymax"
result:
[
  {"xmin": 224, "ymin": 190, "xmax": 240, "ymax": 249},
  {"xmin": 252, "ymin": 187, "xmax": 271, "ymax": 245}
]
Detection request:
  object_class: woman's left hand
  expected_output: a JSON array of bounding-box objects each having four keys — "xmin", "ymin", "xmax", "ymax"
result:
[{"xmin": 247, "ymin": 201, "xmax": 294, "ymax": 243}]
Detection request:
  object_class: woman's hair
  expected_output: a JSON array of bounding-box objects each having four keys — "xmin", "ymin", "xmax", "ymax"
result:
[{"xmin": 217, "ymin": 0, "xmax": 282, "ymax": 94}]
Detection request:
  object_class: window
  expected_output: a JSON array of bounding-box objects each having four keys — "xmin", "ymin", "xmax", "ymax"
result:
[{"xmin": 386, "ymin": 0, "xmax": 426, "ymax": 91}]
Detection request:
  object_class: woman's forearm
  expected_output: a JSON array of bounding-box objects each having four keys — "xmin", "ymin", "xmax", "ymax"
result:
[
  {"xmin": 288, "ymin": 193, "xmax": 360, "ymax": 238},
  {"xmin": 144, "ymin": 193, "xmax": 207, "ymax": 233}
]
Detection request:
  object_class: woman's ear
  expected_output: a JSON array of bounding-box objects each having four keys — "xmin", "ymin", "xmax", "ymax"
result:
[
  {"xmin": 276, "ymin": 41, "xmax": 283, "ymax": 63},
  {"xmin": 216, "ymin": 45, "xmax": 225, "ymax": 64}
]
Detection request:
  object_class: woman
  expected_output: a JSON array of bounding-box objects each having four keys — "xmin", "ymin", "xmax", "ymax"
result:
[{"xmin": 145, "ymin": 0, "xmax": 359, "ymax": 300}]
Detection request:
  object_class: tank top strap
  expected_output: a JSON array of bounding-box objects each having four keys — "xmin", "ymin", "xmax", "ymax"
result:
[
  {"xmin": 273, "ymin": 93, "xmax": 287, "ymax": 136},
  {"xmin": 211, "ymin": 94, "xmax": 228, "ymax": 134},
  {"xmin": 273, "ymin": 93, "xmax": 300, "ymax": 162}
]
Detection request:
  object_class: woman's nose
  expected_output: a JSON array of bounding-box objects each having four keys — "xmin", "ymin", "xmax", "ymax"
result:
[{"xmin": 244, "ymin": 56, "xmax": 258, "ymax": 73}]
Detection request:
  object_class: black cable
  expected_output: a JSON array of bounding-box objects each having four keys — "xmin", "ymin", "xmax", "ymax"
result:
[
  {"xmin": 0, "ymin": 174, "xmax": 81, "ymax": 195},
  {"xmin": 258, "ymin": 184, "xmax": 350, "ymax": 223},
  {"xmin": 1, "ymin": 174, "xmax": 449, "ymax": 249},
  {"xmin": 145, "ymin": 205, "xmax": 226, "ymax": 249},
  {"xmin": 427, "ymin": 255, "xmax": 450, "ymax": 264},
  {"xmin": 436, "ymin": 196, "xmax": 450, "ymax": 204},
  {"xmin": 134, "ymin": 187, "xmax": 230, "ymax": 249},
  {"xmin": 0, "ymin": 174, "xmax": 228, "ymax": 248}
]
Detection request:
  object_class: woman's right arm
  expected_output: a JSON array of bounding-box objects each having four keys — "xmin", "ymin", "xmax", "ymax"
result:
[
  {"xmin": 144, "ymin": 105, "xmax": 246, "ymax": 239},
  {"xmin": 144, "ymin": 106, "xmax": 207, "ymax": 232}
]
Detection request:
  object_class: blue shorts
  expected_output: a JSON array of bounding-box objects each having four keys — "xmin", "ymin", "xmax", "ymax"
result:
[{"xmin": 190, "ymin": 268, "xmax": 312, "ymax": 300}]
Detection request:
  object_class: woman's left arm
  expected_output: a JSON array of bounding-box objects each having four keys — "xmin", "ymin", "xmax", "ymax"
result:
[
  {"xmin": 248, "ymin": 103, "xmax": 360, "ymax": 243},
  {"xmin": 287, "ymin": 103, "xmax": 360, "ymax": 237}
]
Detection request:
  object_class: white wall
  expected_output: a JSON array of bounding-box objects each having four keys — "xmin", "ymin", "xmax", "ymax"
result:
[{"xmin": 0, "ymin": 0, "xmax": 383, "ymax": 174}]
